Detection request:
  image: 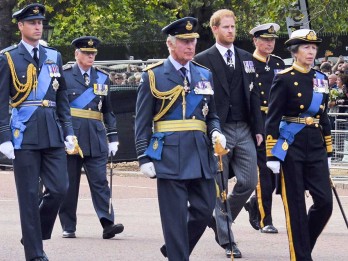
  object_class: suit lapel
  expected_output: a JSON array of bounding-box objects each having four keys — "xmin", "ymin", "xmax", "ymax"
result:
[
  {"xmin": 164, "ymin": 59, "xmax": 183, "ymax": 86},
  {"xmin": 234, "ymin": 47, "xmax": 251, "ymax": 108},
  {"xmin": 207, "ymin": 46, "xmax": 230, "ymax": 96},
  {"xmin": 72, "ymin": 63, "xmax": 86, "ymax": 86},
  {"xmin": 38, "ymin": 46, "xmax": 47, "ymax": 69},
  {"xmin": 18, "ymin": 43, "xmax": 35, "ymax": 65}
]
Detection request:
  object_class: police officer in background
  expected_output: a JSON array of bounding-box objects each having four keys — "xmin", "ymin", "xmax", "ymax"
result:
[
  {"xmin": 266, "ymin": 29, "xmax": 333, "ymax": 260},
  {"xmin": 244, "ymin": 23, "xmax": 284, "ymax": 234},
  {"xmin": 135, "ymin": 17, "xmax": 226, "ymax": 260},
  {"xmin": 58, "ymin": 36, "xmax": 124, "ymax": 239},
  {"xmin": 0, "ymin": 4, "xmax": 75, "ymax": 260}
]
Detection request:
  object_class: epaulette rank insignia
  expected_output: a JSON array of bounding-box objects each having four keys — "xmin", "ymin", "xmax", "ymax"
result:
[
  {"xmin": 0, "ymin": 44, "xmax": 18, "ymax": 54},
  {"xmin": 192, "ymin": 60, "xmax": 210, "ymax": 71},
  {"xmin": 95, "ymin": 66, "xmax": 108, "ymax": 75},
  {"xmin": 270, "ymin": 54, "xmax": 283, "ymax": 60},
  {"xmin": 143, "ymin": 60, "xmax": 164, "ymax": 72},
  {"xmin": 278, "ymin": 66, "xmax": 293, "ymax": 75},
  {"xmin": 62, "ymin": 64, "xmax": 72, "ymax": 70}
]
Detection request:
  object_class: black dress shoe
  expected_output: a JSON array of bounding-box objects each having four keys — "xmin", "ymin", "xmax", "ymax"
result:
[
  {"xmin": 244, "ymin": 200, "xmax": 259, "ymax": 230},
  {"xmin": 103, "ymin": 223, "xmax": 124, "ymax": 239},
  {"xmin": 223, "ymin": 243, "xmax": 242, "ymax": 258},
  {"xmin": 207, "ymin": 216, "xmax": 220, "ymax": 245},
  {"xmin": 160, "ymin": 245, "xmax": 167, "ymax": 257},
  {"xmin": 261, "ymin": 224, "xmax": 278, "ymax": 234},
  {"xmin": 62, "ymin": 231, "xmax": 76, "ymax": 238}
]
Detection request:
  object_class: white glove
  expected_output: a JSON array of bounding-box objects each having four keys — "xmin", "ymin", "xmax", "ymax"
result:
[
  {"xmin": 267, "ymin": 161, "xmax": 280, "ymax": 174},
  {"xmin": 108, "ymin": 142, "xmax": 119, "ymax": 156},
  {"xmin": 140, "ymin": 162, "xmax": 156, "ymax": 178},
  {"xmin": 212, "ymin": 131, "xmax": 227, "ymax": 148},
  {"xmin": 64, "ymin": 135, "xmax": 75, "ymax": 151},
  {"xmin": 328, "ymin": 157, "xmax": 331, "ymax": 169},
  {"xmin": 0, "ymin": 141, "xmax": 15, "ymax": 159}
]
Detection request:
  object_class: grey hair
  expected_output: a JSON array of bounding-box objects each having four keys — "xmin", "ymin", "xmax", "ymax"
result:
[
  {"xmin": 166, "ymin": 35, "xmax": 177, "ymax": 52},
  {"xmin": 287, "ymin": 44, "xmax": 300, "ymax": 59}
]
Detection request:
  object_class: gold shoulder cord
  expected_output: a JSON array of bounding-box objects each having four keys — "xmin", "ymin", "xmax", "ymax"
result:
[
  {"xmin": 148, "ymin": 69, "xmax": 186, "ymax": 121},
  {"xmin": 5, "ymin": 52, "xmax": 38, "ymax": 108}
]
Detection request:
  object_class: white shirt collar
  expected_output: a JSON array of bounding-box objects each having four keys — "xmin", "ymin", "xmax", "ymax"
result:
[
  {"xmin": 168, "ymin": 55, "xmax": 190, "ymax": 72},
  {"xmin": 21, "ymin": 40, "xmax": 40, "ymax": 58},
  {"xmin": 78, "ymin": 66, "xmax": 91, "ymax": 76},
  {"xmin": 215, "ymin": 42, "xmax": 235, "ymax": 58}
]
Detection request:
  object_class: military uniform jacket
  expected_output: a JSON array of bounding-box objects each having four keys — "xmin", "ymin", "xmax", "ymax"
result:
[
  {"xmin": 63, "ymin": 64, "xmax": 117, "ymax": 157},
  {"xmin": 265, "ymin": 63, "xmax": 332, "ymax": 161},
  {"xmin": 135, "ymin": 59, "xmax": 221, "ymax": 180},
  {"xmin": 0, "ymin": 43, "xmax": 73, "ymax": 148},
  {"xmin": 253, "ymin": 53, "xmax": 285, "ymax": 119},
  {"xmin": 194, "ymin": 45, "xmax": 263, "ymax": 136}
]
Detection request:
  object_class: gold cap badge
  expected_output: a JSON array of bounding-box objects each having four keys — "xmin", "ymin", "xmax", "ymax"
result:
[
  {"xmin": 268, "ymin": 25, "xmax": 275, "ymax": 33},
  {"xmin": 33, "ymin": 7, "xmax": 39, "ymax": 14},
  {"xmin": 306, "ymin": 31, "xmax": 317, "ymax": 41},
  {"xmin": 186, "ymin": 21, "xmax": 193, "ymax": 31},
  {"xmin": 88, "ymin": 39, "xmax": 94, "ymax": 46}
]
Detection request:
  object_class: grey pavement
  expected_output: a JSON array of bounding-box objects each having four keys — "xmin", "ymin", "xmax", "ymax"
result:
[{"xmin": 0, "ymin": 169, "xmax": 347, "ymax": 261}]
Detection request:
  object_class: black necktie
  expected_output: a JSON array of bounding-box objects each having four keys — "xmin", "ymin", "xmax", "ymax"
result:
[
  {"xmin": 83, "ymin": 72, "xmax": 90, "ymax": 86},
  {"xmin": 33, "ymin": 47, "xmax": 39, "ymax": 66},
  {"xmin": 226, "ymin": 49, "xmax": 234, "ymax": 68},
  {"xmin": 180, "ymin": 67, "xmax": 190, "ymax": 86}
]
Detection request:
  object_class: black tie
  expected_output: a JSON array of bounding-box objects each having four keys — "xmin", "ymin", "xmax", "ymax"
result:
[
  {"xmin": 83, "ymin": 72, "xmax": 90, "ymax": 86},
  {"xmin": 33, "ymin": 47, "xmax": 39, "ymax": 66},
  {"xmin": 180, "ymin": 67, "xmax": 190, "ymax": 86},
  {"xmin": 226, "ymin": 49, "xmax": 234, "ymax": 68}
]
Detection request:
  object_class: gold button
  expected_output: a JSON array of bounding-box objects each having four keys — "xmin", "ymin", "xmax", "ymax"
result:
[
  {"xmin": 265, "ymin": 110, "xmax": 268, "ymax": 114},
  {"xmin": 259, "ymin": 82, "xmax": 262, "ymax": 86},
  {"xmin": 320, "ymin": 105, "xmax": 324, "ymax": 109},
  {"xmin": 315, "ymin": 124, "xmax": 319, "ymax": 127},
  {"xmin": 300, "ymin": 105, "xmax": 304, "ymax": 109},
  {"xmin": 316, "ymin": 115, "xmax": 320, "ymax": 119},
  {"xmin": 88, "ymin": 108, "xmax": 91, "ymax": 110},
  {"xmin": 297, "ymin": 93, "xmax": 302, "ymax": 97},
  {"xmin": 294, "ymin": 82, "xmax": 298, "ymax": 86},
  {"xmin": 73, "ymin": 92, "xmax": 76, "ymax": 95},
  {"xmin": 277, "ymin": 63, "xmax": 279, "ymax": 66},
  {"xmin": 256, "ymin": 74, "xmax": 259, "ymax": 78},
  {"xmin": 291, "ymin": 72, "xmax": 295, "ymax": 75},
  {"xmin": 314, "ymin": 73, "xmax": 316, "ymax": 77},
  {"xmin": 261, "ymin": 91, "xmax": 264, "ymax": 95},
  {"xmin": 263, "ymin": 101, "xmax": 267, "ymax": 104},
  {"xmin": 192, "ymin": 116, "xmax": 196, "ymax": 119}
]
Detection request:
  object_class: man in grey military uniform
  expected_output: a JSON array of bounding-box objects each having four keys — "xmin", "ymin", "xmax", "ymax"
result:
[{"xmin": 58, "ymin": 36, "xmax": 124, "ymax": 239}]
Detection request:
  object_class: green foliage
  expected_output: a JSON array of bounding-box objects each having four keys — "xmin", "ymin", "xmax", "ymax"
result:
[{"xmin": 11, "ymin": 0, "xmax": 348, "ymax": 46}]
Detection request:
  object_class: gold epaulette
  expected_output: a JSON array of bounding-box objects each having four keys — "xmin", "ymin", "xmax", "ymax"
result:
[
  {"xmin": 192, "ymin": 60, "xmax": 210, "ymax": 71},
  {"xmin": 325, "ymin": 135, "xmax": 333, "ymax": 153},
  {"xmin": 278, "ymin": 66, "xmax": 293, "ymax": 75},
  {"xmin": 266, "ymin": 135, "xmax": 277, "ymax": 157},
  {"xmin": 63, "ymin": 64, "xmax": 72, "ymax": 70},
  {"xmin": 95, "ymin": 66, "xmax": 108, "ymax": 75},
  {"xmin": 143, "ymin": 61, "xmax": 164, "ymax": 72}
]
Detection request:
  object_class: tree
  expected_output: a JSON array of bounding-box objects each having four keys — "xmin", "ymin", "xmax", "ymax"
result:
[{"xmin": 1, "ymin": 0, "xmax": 347, "ymax": 50}]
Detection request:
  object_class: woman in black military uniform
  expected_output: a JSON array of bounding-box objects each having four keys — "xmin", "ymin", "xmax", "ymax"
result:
[{"xmin": 265, "ymin": 29, "xmax": 333, "ymax": 261}]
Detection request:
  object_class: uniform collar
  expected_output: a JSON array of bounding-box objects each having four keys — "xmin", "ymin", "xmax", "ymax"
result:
[
  {"xmin": 292, "ymin": 61, "xmax": 311, "ymax": 73},
  {"xmin": 253, "ymin": 50, "xmax": 268, "ymax": 63}
]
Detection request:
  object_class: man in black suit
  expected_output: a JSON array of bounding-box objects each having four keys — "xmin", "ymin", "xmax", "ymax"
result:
[{"xmin": 195, "ymin": 9, "xmax": 263, "ymax": 258}]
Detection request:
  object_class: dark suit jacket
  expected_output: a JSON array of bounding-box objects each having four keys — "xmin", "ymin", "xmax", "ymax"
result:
[
  {"xmin": 0, "ymin": 42, "xmax": 73, "ymax": 149},
  {"xmin": 194, "ymin": 45, "xmax": 263, "ymax": 136},
  {"xmin": 63, "ymin": 64, "xmax": 117, "ymax": 157}
]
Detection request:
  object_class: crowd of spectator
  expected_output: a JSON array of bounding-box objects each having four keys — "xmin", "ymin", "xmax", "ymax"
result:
[{"xmin": 108, "ymin": 64, "xmax": 143, "ymax": 86}]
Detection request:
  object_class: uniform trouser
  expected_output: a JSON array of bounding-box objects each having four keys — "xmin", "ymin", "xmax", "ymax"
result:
[
  {"xmin": 255, "ymin": 141, "xmax": 276, "ymax": 228},
  {"xmin": 59, "ymin": 152, "xmax": 114, "ymax": 233},
  {"xmin": 13, "ymin": 148, "xmax": 68, "ymax": 261},
  {"xmin": 215, "ymin": 121, "xmax": 258, "ymax": 246},
  {"xmin": 157, "ymin": 178, "xmax": 215, "ymax": 261},
  {"xmin": 280, "ymin": 127, "xmax": 333, "ymax": 261}
]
